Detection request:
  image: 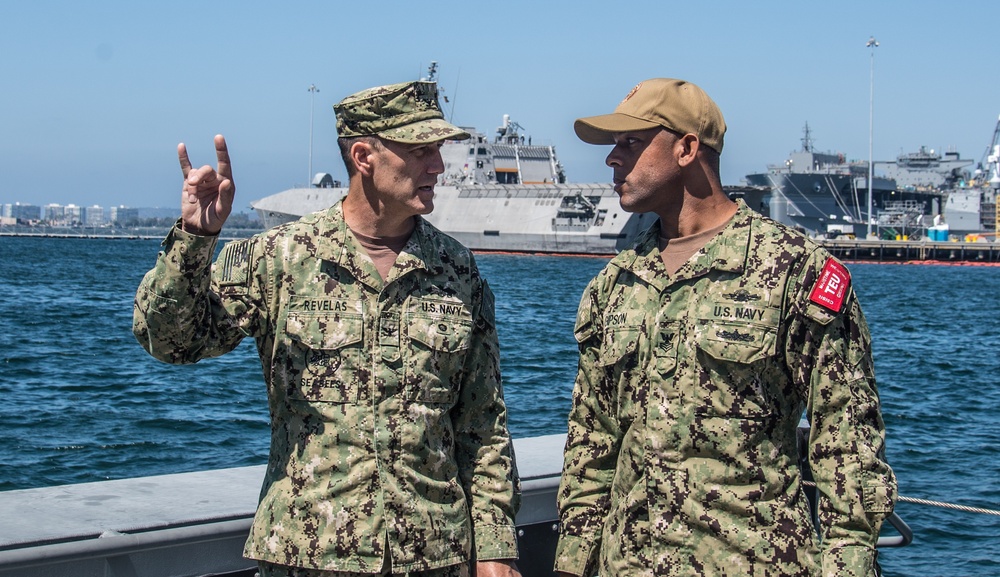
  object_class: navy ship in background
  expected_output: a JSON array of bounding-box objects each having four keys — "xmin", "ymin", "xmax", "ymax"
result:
[
  {"xmin": 251, "ymin": 114, "xmax": 658, "ymax": 255},
  {"xmin": 743, "ymin": 122, "xmax": 999, "ymax": 239},
  {"xmin": 933, "ymin": 116, "xmax": 1000, "ymax": 236},
  {"xmin": 253, "ymin": 63, "xmax": 997, "ymax": 248},
  {"xmin": 744, "ymin": 123, "xmax": 898, "ymax": 238},
  {"xmin": 254, "ymin": 115, "xmax": 998, "ymax": 246},
  {"xmin": 251, "ymin": 64, "xmax": 658, "ymax": 255}
]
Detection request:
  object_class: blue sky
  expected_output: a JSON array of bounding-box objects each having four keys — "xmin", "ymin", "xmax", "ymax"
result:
[{"xmin": 2, "ymin": 0, "xmax": 998, "ymax": 212}]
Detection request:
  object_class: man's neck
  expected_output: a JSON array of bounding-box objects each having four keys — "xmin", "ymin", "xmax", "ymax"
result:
[
  {"xmin": 659, "ymin": 194, "xmax": 738, "ymax": 240},
  {"xmin": 342, "ymin": 188, "xmax": 417, "ymax": 238}
]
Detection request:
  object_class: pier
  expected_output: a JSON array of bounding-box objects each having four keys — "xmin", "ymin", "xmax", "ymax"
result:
[
  {"xmin": 819, "ymin": 238, "xmax": 1000, "ymax": 264},
  {"xmin": 3, "ymin": 227, "xmax": 999, "ymax": 264}
]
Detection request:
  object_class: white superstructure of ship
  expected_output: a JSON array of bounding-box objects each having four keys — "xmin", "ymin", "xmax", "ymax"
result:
[{"xmin": 250, "ymin": 65, "xmax": 657, "ymax": 255}]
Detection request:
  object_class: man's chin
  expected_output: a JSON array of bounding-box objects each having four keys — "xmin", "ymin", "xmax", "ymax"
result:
[
  {"xmin": 617, "ymin": 195, "xmax": 639, "ymax": 214},
  {"xmin": 415, "ymin": 199, "xmax": 434, "ymax": 214}
]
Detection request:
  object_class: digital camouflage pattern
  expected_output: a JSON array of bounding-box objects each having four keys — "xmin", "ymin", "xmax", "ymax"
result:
[
  {"xmin": 334, "ymin": 81, "xmax": 470, "ymax": 144},
  {"xmin": 133, "ymin": 202, "xmax": 519, "ymax": 573},
  {"xmin": 555, "ymin": 200, "xmax": 896, "ymax": 577}
]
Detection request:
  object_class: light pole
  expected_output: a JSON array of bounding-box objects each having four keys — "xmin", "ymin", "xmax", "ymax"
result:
[
  {"xmin": 308, "ymin": 84, "xmax": 319, "ymax": 185},
  {"xmin": 866, "ymin": 36, "xmax": 879, "ymax": 238}
]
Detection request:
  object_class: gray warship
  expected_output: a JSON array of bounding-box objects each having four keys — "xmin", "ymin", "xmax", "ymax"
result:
[
  {"xmin": 936, "ymin": 116, "xmax": 1000, "ymax": 236},
  {"xmin": 743, "ymin": 123, "xmax": 897, "ymax": 237},
  {"xmin": 251, "ymin": 115, "xmax": 657, "ymax": 255},
  {"xmin": 744, "ymin": 122, "xmax": 999, "ymax": 239},
  {"xmin": 876, "ymin": 145, "xmax": 973, "ymax": 190},
  {"xmin": 870, "ymin": 118, "xmax": 998, "ymax": 237},
  {"xmin": 251, "ymin": 64, "xmax": 658, "ymax": 256}
]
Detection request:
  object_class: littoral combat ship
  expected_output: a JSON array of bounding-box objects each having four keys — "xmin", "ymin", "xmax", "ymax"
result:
[{"xmin": 250, "ymin": 113, "xmax": 658, "ymax": 255}]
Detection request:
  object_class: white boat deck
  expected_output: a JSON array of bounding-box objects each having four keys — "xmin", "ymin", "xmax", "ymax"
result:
[{"xmin": 0, "ymin": 434, "xmax": 566, "ymax": 577}]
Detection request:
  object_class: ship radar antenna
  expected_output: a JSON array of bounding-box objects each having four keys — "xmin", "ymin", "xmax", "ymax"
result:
[
  {"xmin": 496, "ymin": 115, "xmax": 526, "ymax": 144},
  {"xmin": 422, "ymin": 61, "xmax": 458, "ymax": 121},
  {"xmin": 308, "ymin": 83, "xmax": 319, "ymax": 185},
  {"xmin": 801, "ymin": 122, "xmax": 814, "ymax": 152}
]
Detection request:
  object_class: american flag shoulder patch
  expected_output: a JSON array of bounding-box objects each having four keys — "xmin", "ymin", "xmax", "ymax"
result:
[{"xmin": 217, "ymin": 240, "xmax": 252, "ymax": 286}]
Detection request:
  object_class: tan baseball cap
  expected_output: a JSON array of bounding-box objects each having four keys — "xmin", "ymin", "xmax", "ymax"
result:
[
  {"xmin": 334, "ymin": 80, "xmax": 470, "ymax": 144},
  {"xmin": 574, "ymin": 78, "xmax": 726, "ymax": 153}
]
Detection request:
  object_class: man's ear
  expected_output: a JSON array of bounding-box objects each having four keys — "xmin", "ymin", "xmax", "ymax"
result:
[
  {"xmin": 676, "ymin": 133, "xmax": 701, "ymax": 167},
  {"xmin": 350, "ymin": 141, "xmax": 376, "ymax": 177}
]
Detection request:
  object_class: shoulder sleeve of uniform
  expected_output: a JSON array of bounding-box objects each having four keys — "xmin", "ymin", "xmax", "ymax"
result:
[
  {"xmin": 800, "ymin": 253, "xmax": 854, "ymax": 325},
  {"xmin": 574, "ymin": 268, "xmax": 612, "ymax": 346},
  {"xmin": 574, "ymin": 284, "xmax": 596, "ymax": 345},
  {"xmin": 477, "ymin": 278, "xmax": 496, "ymax": 332}
]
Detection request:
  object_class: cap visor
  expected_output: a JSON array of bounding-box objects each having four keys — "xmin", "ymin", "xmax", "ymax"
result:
[
  {"xmin": 574, "ymin": 114, "xmax": 661, "ymax": 144},
  {"xmin": 379, "ymin": 118, "xmax": 470, "ymax": 144}
]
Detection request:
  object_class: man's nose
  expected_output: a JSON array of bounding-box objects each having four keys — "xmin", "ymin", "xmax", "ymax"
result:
[
  {"xmin": 606, "ymin": 146, "xmax": 623, "ymax": 167},
  {"xmin": 429, "ymin": 149, "xmax": 445, "ymax": 174}
]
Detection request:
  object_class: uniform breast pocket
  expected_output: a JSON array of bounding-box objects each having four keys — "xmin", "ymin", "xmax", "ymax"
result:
[
  {"xmin": 599, "ymin": 325, "xmax": 647, "ymax": 422},
  {"xmin": 283, "ymin": 311, "xmax": 364, "ymax": 403},
  {"xmin": 694, "ymin": 319, "xmax": 778, "ymax": 418},
  {"xmin": 599, "ymin": 326, "xmax": 641, "ymax": 371},
  {"xmin": 405, "ymin": 312, "xmax": 472, "ymax": 404}
]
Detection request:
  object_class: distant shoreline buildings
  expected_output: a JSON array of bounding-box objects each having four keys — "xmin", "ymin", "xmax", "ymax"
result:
[{"xmin": 1, "ymin": 203, "xmax": 258, "ymax": 228}]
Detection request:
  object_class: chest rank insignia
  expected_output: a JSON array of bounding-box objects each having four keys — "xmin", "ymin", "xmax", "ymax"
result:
[{"xmin": 809, "ymin": 257, "xmax": 850, "ymax": 312}]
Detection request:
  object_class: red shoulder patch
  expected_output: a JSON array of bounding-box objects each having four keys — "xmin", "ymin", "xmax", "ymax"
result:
[{"xmin": 809, "ymin": 257, "xmax": 850, "ymax": 312}]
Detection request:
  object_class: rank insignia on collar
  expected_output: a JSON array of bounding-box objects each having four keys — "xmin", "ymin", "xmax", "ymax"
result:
[{"xmin": 809, "ymin": 257, "xmax": 850, "ymax": 312}]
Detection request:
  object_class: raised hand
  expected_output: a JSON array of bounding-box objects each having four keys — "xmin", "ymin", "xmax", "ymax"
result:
[{"xmin": 177, "ymin": 134, "xmax": 235, "ymax": 235}]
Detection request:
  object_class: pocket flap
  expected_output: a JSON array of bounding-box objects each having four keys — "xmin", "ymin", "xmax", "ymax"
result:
[
  {"xmin": 286, "ymin": 311, "xmax": 363, "ymax": 350},
  {"xmin": 409, "ymin": 314, "xmax": 472, "ymax": 352}
]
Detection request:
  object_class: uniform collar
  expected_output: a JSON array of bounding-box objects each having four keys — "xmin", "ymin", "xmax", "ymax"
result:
[
  {"xmin": 616, "ymin": 199, "xmax": 753, "ymax": 288},
  {"xmin": 312, "ymin": 200, "xmax": 441, "ymax": 289},
  {"xmin": 393, "ymin": 216, "xmax": 445, "ymax": 278}
]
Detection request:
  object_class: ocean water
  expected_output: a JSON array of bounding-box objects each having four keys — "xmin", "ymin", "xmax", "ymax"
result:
[{"xmin": 1, "ymin": 235, "xmax": 998, "ymax": 576}]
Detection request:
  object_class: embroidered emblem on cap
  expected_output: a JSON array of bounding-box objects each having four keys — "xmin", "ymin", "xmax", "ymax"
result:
[
  {"xmin": 620, "ymin": 82, "xmax": 642, "ymax": 106},
  {"xmin": 809, "ymin": 257, "xmax": 850, "ymax": 312}
]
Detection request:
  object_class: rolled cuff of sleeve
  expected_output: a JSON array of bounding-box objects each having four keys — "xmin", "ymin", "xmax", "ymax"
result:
[
  {"xmin": 474, "ymin": 523, "xmax": 519, "ymax": 561},
  {"xmin": 821, "ymin": 544, "xmax": 877, "ymax": 577},
  {"xmin": 163, "ymin": 221, "xmax": 218, "ymax": 274},
  {"xmin": 553, "ymin": 533, "xmax": 598, "ymax": 577}
]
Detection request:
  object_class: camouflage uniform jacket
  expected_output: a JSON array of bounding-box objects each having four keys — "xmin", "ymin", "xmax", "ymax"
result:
[
  {"xmin": 554, "ymin": 201, "xmax": 896, "ymax": 577},
  {"xmin": 133, "ymin": 202, "xmax": 520, "ymax": 573}
]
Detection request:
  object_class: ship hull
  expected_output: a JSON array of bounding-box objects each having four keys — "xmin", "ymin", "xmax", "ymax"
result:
[{"xmin": 745, "ymin": 171, "xmax": 913, "ymax": 235}]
